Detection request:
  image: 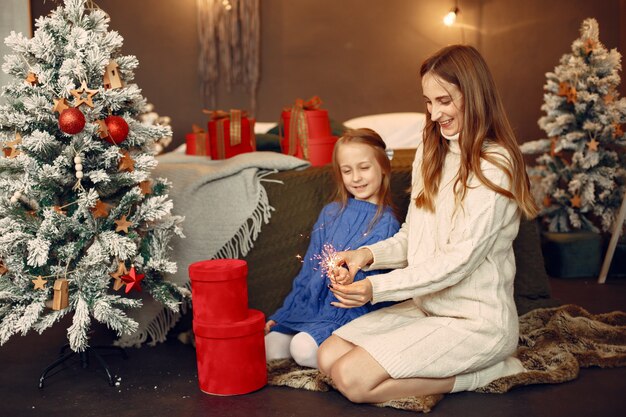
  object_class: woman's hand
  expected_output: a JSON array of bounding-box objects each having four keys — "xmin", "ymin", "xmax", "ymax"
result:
[
  {"xmin": 264, "ymin": 319, "xmax": 276, "ymax": 335},
  {"xmin": 331, "ymin": 247, "xmax": 374, "ymax": 285},
  {"xmin": 329, "ymin": 278, "xmax": 373, "ymax": 308}
]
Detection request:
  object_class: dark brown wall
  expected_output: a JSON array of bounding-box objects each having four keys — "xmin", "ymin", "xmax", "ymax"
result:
[{"xmin": 30, "ymin": 0, "xmax": 623, "ymax": 150}]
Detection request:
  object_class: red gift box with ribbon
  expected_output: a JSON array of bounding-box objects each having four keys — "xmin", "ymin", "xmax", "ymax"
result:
[
  {"xmin": 204, "ymin": 109, "xmax": 256, "ymax": 160},
  {"xmin": 280, "ymin": 96, "xmax": 338, "ymax": 166},
  {"xmin": 185, "ymin": 124, "xmax": 210, "ymax": 156}
]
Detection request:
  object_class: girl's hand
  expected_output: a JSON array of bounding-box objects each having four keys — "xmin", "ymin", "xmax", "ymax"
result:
[
  {"xmin": 329, "ymin": 278, "xmax": 373, "ymax": 308},
  {"xmin": 332, "ymin": 248, "xmax": 374, "ymax": 283},
  {"xmin": 264, "ymin": 319, "xmax": 276, "ymax": 335},
  {"xmin": 333, "ymin": 266, "xmax": 352, "ymax": 285}
]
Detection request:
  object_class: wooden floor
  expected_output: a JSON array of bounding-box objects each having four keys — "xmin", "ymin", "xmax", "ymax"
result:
[{"xmin": 1, "ymin": 276, "xmax": 624, "ymax": 417}]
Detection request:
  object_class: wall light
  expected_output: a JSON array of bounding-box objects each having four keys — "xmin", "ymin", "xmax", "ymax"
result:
[{"xmin": 443, "ymin": 7, "xmax": 459, "ymax": 26}]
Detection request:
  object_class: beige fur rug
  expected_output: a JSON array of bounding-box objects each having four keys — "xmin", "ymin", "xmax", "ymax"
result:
[{"xmin": 267, "ymin": 304, "xmax": 626, "ymax": 413}]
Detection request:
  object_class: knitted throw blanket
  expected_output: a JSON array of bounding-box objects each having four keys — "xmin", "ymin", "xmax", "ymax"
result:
[
  {"xmin": 267, "ymin": 304, "xmax": 626, "ymax": 413},
  {"xmin": 115, "ymin": 151, "xmax": 309, "ymax": 347}
]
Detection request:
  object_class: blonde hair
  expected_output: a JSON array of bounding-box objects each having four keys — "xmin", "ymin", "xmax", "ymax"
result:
[
  {"xmin": 331, "ymin": 128, "xmax": 396, "ymax": 224},
  {"xmin": 416, "ymin": 45, "xmax": 538, "ymax": 219}
]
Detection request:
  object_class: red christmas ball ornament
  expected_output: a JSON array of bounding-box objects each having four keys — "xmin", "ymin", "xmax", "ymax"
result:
[
  {"xmin": 104, "ymin": 115, "xmax": 129, "ymax": 145},
  {"xmin": 58, "ymin": 108, "xmax": 86, "ymax": 135}
]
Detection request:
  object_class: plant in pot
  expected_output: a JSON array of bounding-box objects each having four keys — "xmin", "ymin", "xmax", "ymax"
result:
[{"xmin": 521, "ymin": 18, "xmax": 626, "ymax": 278}]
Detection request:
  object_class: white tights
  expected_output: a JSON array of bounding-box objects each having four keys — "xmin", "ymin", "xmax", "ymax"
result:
[{"xmin": 265, "ymin": 331, "xmax": 319, "ymax": 369}]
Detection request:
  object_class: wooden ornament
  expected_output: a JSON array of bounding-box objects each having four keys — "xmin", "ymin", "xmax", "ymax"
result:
[
  {"xmin": 604, "ymin": 92, "xmax": 615, "ymax": 105},
  {"xmin": 114, "ymin": 214, "xmax": 132, "ymax": 233},
  {"xmin": 570, "ymin": 194, "xmax": 582, "ymax": 208},
  {"xmin": 118, "ymin": 150, "xmax": 135, "ymax": 172},
  {"xmin": 52, "ymin": 98, "xmax": 71, "ymax": 114},
  {"xmin": 543, "ymin": 195, "xmax": 552, "ymax": 208},
  {"xmin": 91, "ymin": 200, "xmax": 111, "ymax": 218},
  {"xmin": 32, "ymin": 276, "xmax": 48, "ymax": 290},
  {"xmin": 587, "ymin": 138, "xmax": 599, "ymax": 152},
  {"xmin": 103, "ymin": 60, "xmax": 124, "ymax": 90},
  {"xmin": 566, "ymin": 87, "xmax": 577, "ymax": 104},
  {"xmin": 52, "ymin": 205, "xmax": 67, "ymax": 215},
  {"xmin": 139, "ymin": 180, "xmax": 153, "ymax": 195},
  {"xmin": 613, "ymin": 123, "xmax": 624, "ymax": 138},
  {"xmin": 95, "ymin": 119, "xmax": 109, "ymax": 139},
  {"xmin": 26, "ymin": 72, "xmax": 39, "ymax": 86},
  {"xmin": 0, "ymin": 260, "xmax": 8, "ymax": 275},
  {"xmin": 557, "ymin": 81, "xmax": 570, "ymax": 96},
  {"xmin": 584, "ymin": 38, "xmax": 596, "ymax": 55},
  {"xmin": 110, "ymin": 261, "xmax": 128, "ymax": 291},
  {"xmin": 3, "ymin": 133, "xmax": 22, "ymax": 158},
  {"xmin": 70, "ymin": 81, "xmax": 98, "ymax": 108},
  {"xmin": 550, "ymin": 136, "xmax": 558, "ymax": 157},
  {"xmin": 52, "ymin": 278, "xmax": 69, "ymax": 310}
]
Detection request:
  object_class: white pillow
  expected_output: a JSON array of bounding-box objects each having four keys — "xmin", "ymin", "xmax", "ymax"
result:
[
  {"xmin": 343, "ymin": 112, "xmax": 425, "ymax": 149},
  {"xmin": 254, "ymin": 122, "xmax": 278, "ymax": 134}
]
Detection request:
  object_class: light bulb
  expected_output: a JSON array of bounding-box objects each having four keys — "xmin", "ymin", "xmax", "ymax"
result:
[{"xmin": 443, "ymin": 9, "xmax": 458, "ymax": 26}]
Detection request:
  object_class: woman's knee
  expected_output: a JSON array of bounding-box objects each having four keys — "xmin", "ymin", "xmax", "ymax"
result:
[
  {"xmin": 330, "ymin": 359, "xmax": 370, "ymax": 403},
  {"xmin": 317, "ymin": 335, "xmax": 348, "ymax": 375}
]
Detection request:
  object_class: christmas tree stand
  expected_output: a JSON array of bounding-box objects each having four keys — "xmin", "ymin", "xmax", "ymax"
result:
[{"xmin": 38, "ymin": 344, "xmax": 128, "ymax": 389}]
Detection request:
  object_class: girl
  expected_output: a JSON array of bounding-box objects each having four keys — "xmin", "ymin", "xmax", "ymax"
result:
[
  {"xmin": 265, "ymin": 128, "xmax": 400, "ymax": 369},
  {"xmin": 318, "ymin": 45, "xmax": 538, "ymax": 403}
]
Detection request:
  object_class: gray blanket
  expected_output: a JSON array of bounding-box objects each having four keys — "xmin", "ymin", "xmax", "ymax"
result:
[{"xmin": 115, "ymin": 151, "xmax": 309, "ymax": 347}]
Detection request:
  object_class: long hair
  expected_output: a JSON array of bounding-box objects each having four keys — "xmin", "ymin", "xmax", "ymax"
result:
[
  {"xmin": 416, "ymin": 45, "xmax": 538, "ymax": 219},
  {"xmin": 331, "ymin": 128, "xmax": 396, "ymax": 224}
]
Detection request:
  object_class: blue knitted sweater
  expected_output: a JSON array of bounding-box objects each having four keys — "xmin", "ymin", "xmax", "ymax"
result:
[{"xmin": 269, "ymin": 198, "xmax": 400, "ymax": 345}]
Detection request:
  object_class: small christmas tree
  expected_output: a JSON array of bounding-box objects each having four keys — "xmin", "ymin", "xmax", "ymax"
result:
[
  {"xmin": 0, "ymin": 0, "xmax": 185, "ymax": 351},
  {"xmin": 521, "ymin": 18, "xmax": 626, "ymax": 234}
]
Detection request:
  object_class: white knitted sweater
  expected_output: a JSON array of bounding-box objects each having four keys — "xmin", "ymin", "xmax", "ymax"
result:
[{"xmin": 336, "ymin": 137, "xmax": 521, "ymax": 378}]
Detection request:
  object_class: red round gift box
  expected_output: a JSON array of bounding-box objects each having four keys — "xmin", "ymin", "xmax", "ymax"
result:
[
  {"xmin": 193, "ymin": 309, "xmax": 267, "ymax": 395},
  {"xmin": 281, "ymin": 110, "xmax": 337, "ymax": 166},
  {"xmin": 188, "ymin": 259, "xmax": 248, "ymax": 323}
]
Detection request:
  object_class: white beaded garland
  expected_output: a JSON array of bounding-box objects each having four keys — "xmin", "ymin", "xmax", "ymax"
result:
[
  {"xmin": 75, "ymin": 163, "xmax": 83, "ymax": 171},
  {"xmin": 74, "ymin": 156, "xmax": 82, "ymax": 164},
  {"xmin": 76, "ymin": 171, "xmax": 84, "ymax": 179}
]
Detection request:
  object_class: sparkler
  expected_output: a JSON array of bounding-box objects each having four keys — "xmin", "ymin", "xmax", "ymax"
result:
[{"xmin": 314, "ymin": 243, "xmax": 343, "ymax": 283}]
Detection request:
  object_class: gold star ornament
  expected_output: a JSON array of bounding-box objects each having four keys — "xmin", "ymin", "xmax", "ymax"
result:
[
  {"xmin": 32, "ymin": 276, "xmax": 48, "ymax": 290},
  {"xmin": 71, "ymin": 81, "xmax": 98, "ymax": 108},
  {"xmin": 570, "ymin": 194, "xmax": 582, "ymax": 208},
  {"xmin": 52, "ymin": 97, "xmax": 71, "ymax": 114},
  {"xmin": 139, "ymin": 180, "xmax": 153, "ymax": 195},
  {"xmin": 26, "ymin": 72, "xmax": 39, "ymax": 86},
  {"xmin": 118, "ymin": 150, "xmax": 135, "ymax": 172},
  {"xmin": 114, "ymin": 215, "xmax": 132, "ymax": 233},
  {"xmin": 91, "ymin": 200, "xmax": 111, "ymax": 219},
  {"xmin": 587, "ymin": 138, "xmax": 599, "ymax": 152},
  {"xmin": 110, "ymin": 261, "xmax": 128, "ymax": 291}
]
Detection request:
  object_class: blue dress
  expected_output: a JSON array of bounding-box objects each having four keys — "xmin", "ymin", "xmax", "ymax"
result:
[{"xmin": 269, "ymin": 198, "xmax": 400, "ymax": 345}]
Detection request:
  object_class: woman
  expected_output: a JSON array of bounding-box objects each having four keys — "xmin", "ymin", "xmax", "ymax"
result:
[{"xmin": 317, "ymin": 44, "xmax": 538, "ymax": 404}]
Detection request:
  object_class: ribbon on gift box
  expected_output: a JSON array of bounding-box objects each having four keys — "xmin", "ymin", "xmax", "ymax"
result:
[
  {"xmin": 284, "ymin": 96, "xmax": 322, "ymax": 160},
  {"xmin": 191, "ymin": 124, "xmax": 208, "ymax": 155},
  {"xmin": 203, "ymin": 109, "xmax": 254, "ymax": 159}
]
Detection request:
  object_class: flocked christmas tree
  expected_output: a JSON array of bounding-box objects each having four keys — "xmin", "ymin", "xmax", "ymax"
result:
[
  {"xmin": 0, "ymin": 0, "xmax": 185, "ymax": 351},
  {"xmin": 521, "ymin": 18, "xmax": 626, "ymax": 234}
]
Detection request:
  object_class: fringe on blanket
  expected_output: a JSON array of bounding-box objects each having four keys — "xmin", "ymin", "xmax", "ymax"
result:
[
  {"xmin": 213, "ymin": 171, "xmax": 276, "ymax": 259},
  {"xmin": 115, "ymin": 170, "xmax": 279, "ymax": 348}
]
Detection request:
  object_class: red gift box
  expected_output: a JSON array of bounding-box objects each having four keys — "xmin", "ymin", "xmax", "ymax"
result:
[
  {"xmin": 193, "ymin": 309, "xmax": 267, "ymax": 395},
  {"xmin": 185, "ymin": 124, "xmax": 210, "ymax": 156},
  {"xmin": 204, "ymin": 109, "xmax": 256, "ymax": 160},
  {"xmin": 188, "ymin": 259, "xmax": 248, "ymax": 323},
  {"xmin": 280, "ymin": 96, "xmax": 337, "ymax": 166}
]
